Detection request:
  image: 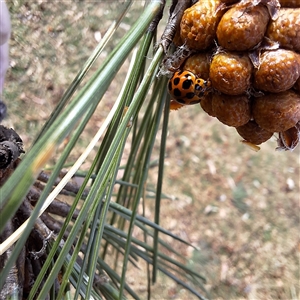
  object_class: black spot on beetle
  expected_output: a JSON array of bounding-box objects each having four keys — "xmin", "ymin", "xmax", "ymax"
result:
[
  {"xmin": 182, "ymin": 79, "xmax": 193, "ymax": 90},
  {"xmin": 186, "ymin": 92, "xmax": 195, "ymax": 99},
  {"xmin": 173, "ymin": 88, "xmax": 182, "ymax": 97},
  {"xmin": 173, "ymin": 77, "xmax": 180, "ymax": 85}
]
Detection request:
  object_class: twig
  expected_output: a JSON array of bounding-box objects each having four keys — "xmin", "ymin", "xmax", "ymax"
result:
[{"xmin": 160, "ymin": 0, "xmax": 191, "ymax": 53}]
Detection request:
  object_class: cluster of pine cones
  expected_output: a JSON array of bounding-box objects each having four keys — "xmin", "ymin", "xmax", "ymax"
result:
[{"xmin": 165, "ymin": 0, "xmax": 300, "ymax": 151}]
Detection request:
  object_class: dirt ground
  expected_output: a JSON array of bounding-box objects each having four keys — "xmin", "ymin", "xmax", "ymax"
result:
[{"xmin": 3, "ymin": 1, "xmax": 300, "ymax": 299}]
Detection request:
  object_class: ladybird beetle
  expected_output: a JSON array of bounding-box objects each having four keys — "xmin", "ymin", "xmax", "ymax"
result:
[{"xmin": 168, "ymin": 70, "xmax": 211, "ymax": 105}]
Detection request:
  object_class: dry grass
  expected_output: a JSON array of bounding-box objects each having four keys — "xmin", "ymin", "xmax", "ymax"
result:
[{"xmin": 3, "ymin": 1, "xmax": 300, "ymax": 299}]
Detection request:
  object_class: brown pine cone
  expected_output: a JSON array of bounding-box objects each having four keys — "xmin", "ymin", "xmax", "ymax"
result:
[
  {"xmin": 183, "ymin": 52, "xmax": 212, "ymax": 79},
  {"xmin": 252, "ymin": 90, "xmax": 300, "ymax": 132},
  {"xmin": 209, "ymin": 52, "xmax": 253, "ymax": 95},
  {"xmin": 217, "ymin": 4, "xmax": 269, "ymax": 51},
  {"xmin": 180, "ymin": 0, "xmax": 224, "ymax": 50},
  {"xmin": 212, "ymin": 93, "xmax": 251, "ymax": 127},
  {"xmin": 236, "ymin": 120, "xmax": 274, "ymax": 145},
  {"xmin": 254, "ymin": 49, "xmax": 300, "ymax": 93},
  {"xmin": 266, "ymin": 8, "xmax": 300, "ymax": 52}
]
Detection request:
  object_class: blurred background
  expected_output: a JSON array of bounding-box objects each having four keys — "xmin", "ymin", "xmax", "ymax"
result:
[{"xmin": 3, "ymin": 1, "xmax": 299, "ymax": 299}]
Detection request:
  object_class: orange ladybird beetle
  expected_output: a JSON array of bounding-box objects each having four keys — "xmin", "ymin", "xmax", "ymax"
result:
[{"xmin": 168, "ymin": 70, "xmax": 211, "ymax": 105}]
